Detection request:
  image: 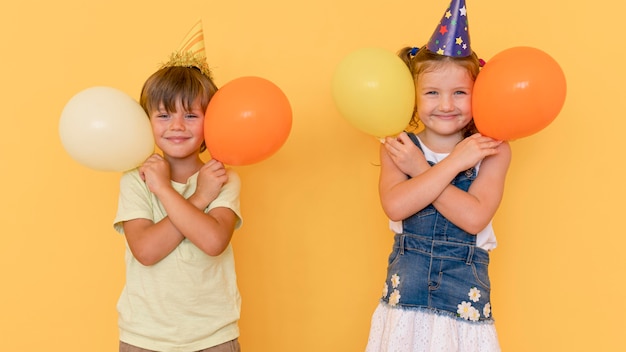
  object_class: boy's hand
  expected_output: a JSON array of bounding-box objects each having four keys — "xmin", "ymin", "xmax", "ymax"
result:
[
  {"xmin": 193, "ymin": 159, "xmax": 229, "ymax": 209},
  {"xmin": 139, "ymin": 154, "xmax": 172, "ymax": 195}
]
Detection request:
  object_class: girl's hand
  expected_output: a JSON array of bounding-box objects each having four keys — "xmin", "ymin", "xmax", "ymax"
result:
[
  {"xmin": 447, "ymin": 133, "xmax": 502, "ymax": 172},
  {"xmin": 139, "ymin": 154, "xmax": 172, "ymax": 195},
  {"xmin": 193, "ymin": 159, "xmax": 229, "ymax": 209},
  {"xmin": 383, "ymin": 132, "xmax": 428, "ymax": 177}
]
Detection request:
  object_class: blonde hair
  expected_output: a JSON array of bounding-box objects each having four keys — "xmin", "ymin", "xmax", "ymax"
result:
[{"xmin": 399, "ymin": 46, "xmax": 481, "ymax": 137}]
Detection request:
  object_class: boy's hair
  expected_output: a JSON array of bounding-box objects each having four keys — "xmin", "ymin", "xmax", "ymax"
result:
[
  {"xmin": 398, "ymin": 45, "xmax": 481, "ymax": 137},
  {"xmin": 140, "ymin": 66, "xmax": 218, "ymax": 152}
]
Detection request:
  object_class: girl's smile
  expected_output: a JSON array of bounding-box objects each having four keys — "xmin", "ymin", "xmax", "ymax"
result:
[{"xmin": 416, "ymin": 62, "xmax": 474, "ymax": 140}]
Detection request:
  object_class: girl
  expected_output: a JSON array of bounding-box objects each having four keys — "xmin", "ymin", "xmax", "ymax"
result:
[
  {"xmin": 365, "ymin": 44, "xmax": 511, "ymax": 352},
  {"xmin": 113, "ymin": 24, "xmax": 243, "ymax": 352}
]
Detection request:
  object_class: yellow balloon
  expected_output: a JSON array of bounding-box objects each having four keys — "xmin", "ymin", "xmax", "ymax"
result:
[
  {"xmin": 59, "ymin": 86, "xmax": 154, "ymax": 172},
  {"xmin": 332, "ymin": 47, "xmax": 415, "ymax": 137}
]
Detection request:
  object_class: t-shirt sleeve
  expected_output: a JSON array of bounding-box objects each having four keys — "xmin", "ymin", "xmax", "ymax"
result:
[
  {"xmin": 210, "ymin": 169, "xmax": 243, "ymax": 229},
  {"xmin": 113, "ymin": 169, "xmax": 153, "ymax": 235}
]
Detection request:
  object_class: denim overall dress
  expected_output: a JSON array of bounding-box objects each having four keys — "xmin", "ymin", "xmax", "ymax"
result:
[{"xmin": 379, "ymin": 133, "xmax": 493, "ymax": 323}]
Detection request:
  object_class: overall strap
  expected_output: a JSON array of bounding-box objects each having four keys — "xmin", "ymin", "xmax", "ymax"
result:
[
  {"xmin": 406, "ymin": 132, "xmax": 423, "ymax": 153},
  {"xmin": 406, "ymin": 132, "xmax": 435, "ymax": 167}
]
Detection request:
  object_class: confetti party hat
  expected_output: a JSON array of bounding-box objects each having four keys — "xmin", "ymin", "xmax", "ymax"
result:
[
  {"xmin": 426, "ymin": 0, "xmax": 472, "ymax": 57},
  {"xmin": 162, "ymin": 20, "xmax": 213, "ymax": 78}
]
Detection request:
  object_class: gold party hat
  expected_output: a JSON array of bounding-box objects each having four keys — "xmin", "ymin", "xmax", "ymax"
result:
[{"xmin": 162, "ymin": 20, "xmax": 212, "ymax": 79}]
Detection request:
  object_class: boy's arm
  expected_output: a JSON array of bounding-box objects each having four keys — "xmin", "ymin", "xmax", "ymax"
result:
[
  {"xmin": 151, "ymin": 186, "xmax": 238, "ymax": 257},
  {"xmin": 123, "ymin": 217, "xmax": 185, "ymax": 266},
  {"xmin": 123, "ymin": 192, "xmax": 237, "ymax": 266},
  {"xmin": 122, "ymin": 157, "xmax": 239, "ymax": 266}
]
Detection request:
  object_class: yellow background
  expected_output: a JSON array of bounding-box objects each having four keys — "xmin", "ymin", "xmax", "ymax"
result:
[{"xmin": 1, "ymin": 0, "xmax": 624, "ymax": 351}]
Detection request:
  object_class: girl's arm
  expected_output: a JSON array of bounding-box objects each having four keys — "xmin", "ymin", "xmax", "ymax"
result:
[
  {"xmin": 380, "ymin": 133, "xmax": 505, "ymax": 229},
  {"xmin": 379, "ymin": 141, "xmax": 461, "ymax": 221},
  {"xmin": 431, "ymin": 142, "xmax": 511, "ymax": 233}
]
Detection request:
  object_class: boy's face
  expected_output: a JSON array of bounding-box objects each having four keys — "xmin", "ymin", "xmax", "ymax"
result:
[{"xmin": 149, "ymin": 98, "xmax": 205, "ymax": 160}]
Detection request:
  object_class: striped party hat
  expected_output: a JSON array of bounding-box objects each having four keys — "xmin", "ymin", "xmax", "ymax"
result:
[
  {"xmin": 177, "ymin": 20, "xmax": 206, "ymax": 57},
  {"xmin": 426, "ymin": 0, "xmax": 472, "ymax": 57},
  {"xmin": 162, "ymin": 20, "xmax": 212, "ymax": 78}
]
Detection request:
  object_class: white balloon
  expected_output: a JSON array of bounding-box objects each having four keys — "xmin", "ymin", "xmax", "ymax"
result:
[{"xmin": 59, "ymin": 86, "xmax": 154, "ymax": 172}]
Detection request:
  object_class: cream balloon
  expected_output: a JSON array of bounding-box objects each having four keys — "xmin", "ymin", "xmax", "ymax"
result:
[{"xmin": 59, "ymin": 86, "xmax": 154, "ymax": 172}]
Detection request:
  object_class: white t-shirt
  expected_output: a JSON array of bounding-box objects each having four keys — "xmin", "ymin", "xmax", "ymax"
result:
[
  {"xmin": 389, "ymin": 136, "xmax": 497, "ymax": 251},
  {"xmin": 113, "ymin": 168, "xmax": 243, "ymax": 351}
]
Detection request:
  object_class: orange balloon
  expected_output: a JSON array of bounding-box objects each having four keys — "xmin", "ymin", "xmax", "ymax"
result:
[
  {"xmin": 472, "ymin": 47, "xmax": 566, "ymax": 140},
  {"xmin": 205, "ymin": 76, "xmax": 292, "ymax": 165}
]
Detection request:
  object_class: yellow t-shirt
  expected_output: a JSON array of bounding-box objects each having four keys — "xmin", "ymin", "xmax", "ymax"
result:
[{"xmin": 113, "ymin": 168, "xmax": 242, "ymax": 351}]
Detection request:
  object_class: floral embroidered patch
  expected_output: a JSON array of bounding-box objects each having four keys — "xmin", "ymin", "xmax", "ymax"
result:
[
  {"xmin": 382, "ymin": 273, "xmax": 402, "ymax": 306},
  {"xmin": 381, "ymin": 277, "xmax": 491, "ymax": 320},
  {"xmin": 391, "ymin": 274, "xmax": 400, "ymax": 289},
  {"xmin": 457, "ymin": 287, "xmax": 491, "ymax": 321},
  {"xmin": 389, "ymin": 289, "xmax": 401, "ymax": 306},
  {"xmin": 468, "ymin": 287, "xmax": 481, "ymax": 302},
  {"xmin": 483, "ymin": 302, "xmax": 491, "ymax": 318}
]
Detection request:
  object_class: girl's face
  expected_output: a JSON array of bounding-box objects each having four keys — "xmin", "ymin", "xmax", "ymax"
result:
[
  {"xmin": 416, "ymin": 62, "xmax": 474, "ymax": 138},
  {"xmin": 150, "ymin": 97, "xmax": 205, "ymax": 160}
]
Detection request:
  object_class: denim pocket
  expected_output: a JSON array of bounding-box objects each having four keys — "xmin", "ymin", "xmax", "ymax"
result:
[
  {"xmin": 386, "ymin": 244, "xmax": 402, "ymax": 267},
  {"xmin": 471, "ymin": 261, "xmax": 491, "ymax": 290}
]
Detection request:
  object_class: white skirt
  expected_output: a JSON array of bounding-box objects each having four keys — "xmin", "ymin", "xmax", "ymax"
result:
[{"xmin": 365, "ymin": 303, "xmax": 501, "ymax": 352}]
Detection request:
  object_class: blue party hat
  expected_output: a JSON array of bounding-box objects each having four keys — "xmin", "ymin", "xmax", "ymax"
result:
[{"xmin": 426, "ymin": 0, "xmax": 472, "ymax": 57}]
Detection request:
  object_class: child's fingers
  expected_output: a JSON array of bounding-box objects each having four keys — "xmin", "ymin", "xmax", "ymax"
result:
[{"xmin": 395, "ymin": 132, "xmax": 410, "ymax": 145}]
